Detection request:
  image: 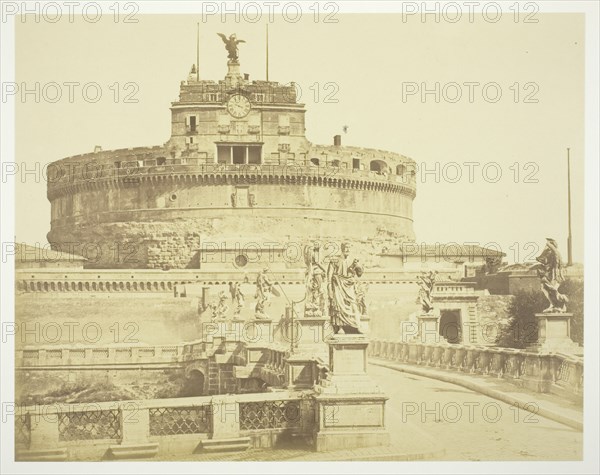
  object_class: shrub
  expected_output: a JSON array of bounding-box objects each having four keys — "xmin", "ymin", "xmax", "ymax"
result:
[{"xmin": 495, "ymin": 278, "xmax": 583, "ymax": 348}]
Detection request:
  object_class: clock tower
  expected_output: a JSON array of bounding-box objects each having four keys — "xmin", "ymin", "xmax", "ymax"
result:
[{"xmin": 166, "ymin": 58, "xmax": 311, "ymax": 166}]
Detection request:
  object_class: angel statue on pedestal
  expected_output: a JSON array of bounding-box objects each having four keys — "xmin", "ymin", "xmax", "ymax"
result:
[
  {"xmin": 530, "ymin": 238, "xmax": 568, "ymax": 313},
  {"xmin": 416, "ymin": 270, "xmax": 438, "ymax": 314}
]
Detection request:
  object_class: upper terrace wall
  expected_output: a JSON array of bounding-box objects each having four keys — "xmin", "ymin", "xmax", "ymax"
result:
[{"xmin": 46, "ymin": 144, "xmax": 416, "ymax": 195}]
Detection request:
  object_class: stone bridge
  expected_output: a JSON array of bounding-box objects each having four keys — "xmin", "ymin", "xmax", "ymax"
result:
[{"xmin": 14, "ymin": 316, "xmax": 584, "ymax": 461}]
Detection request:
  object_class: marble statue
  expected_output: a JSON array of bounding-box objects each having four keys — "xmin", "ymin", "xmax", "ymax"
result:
[
  {"xmin": 255, "ymin": 267, "xmax": 275, "ymax": 319},
  {"xmin": 532, "ymin": 238, "xmax": 568, "ymax": 313},
  {"xmin": 416, "ymin": 270, "xmax": 438, "ymax": 314},
  {"xmin": 209, "ymin": 291, "xmax": 229, "ymax": 320},
  {"xmin": 229, "ymin": 281, "xmax": 245, "ymax": 316},
  {"xmin": 304, "ymin": 241, "xmax": 327, "ymax": 317},
  {"xmin": 327, "ymin": 242, "xmax": 363, "ymax": 334}
]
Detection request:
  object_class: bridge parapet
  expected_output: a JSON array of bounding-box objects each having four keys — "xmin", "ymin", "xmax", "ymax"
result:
[
  {"xmin": 17, "ymin": 344, "xmax": 188, "ymax": 368},
  {"xmin": 16, "ymin": 337, "xmax": 314, "ymax": 391},
  {"xmin": 368, "ymin": 339, "xmax": 583, "ymax": 401},
  {"xmin": 15, "ymin": 390, "xmax": 312, "ymax": 461}
]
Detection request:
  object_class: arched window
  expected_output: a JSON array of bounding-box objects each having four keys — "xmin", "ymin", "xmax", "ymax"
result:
[{"xmin": 370, "ymin": 160, "xmax": 389, "ymax": 175}]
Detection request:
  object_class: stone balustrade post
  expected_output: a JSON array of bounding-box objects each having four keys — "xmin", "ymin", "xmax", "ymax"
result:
[
  {"xmin": 120, "ymin": 403, "xmax": 150, "ymax": 444},
  {"xmin": 209, "ymin": 396, "xmax": 241, "ymax": 440},
  {"xmin": 16, "ymin": 408, "xmax": 67, "ymax": 461},
  {"xmin": 107, "ymin": 403, "xmax": 158, "ymax": 460}
]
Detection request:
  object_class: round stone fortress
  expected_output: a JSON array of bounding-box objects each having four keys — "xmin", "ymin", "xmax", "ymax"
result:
[{"xmin": 46, "ymin": 56, "xmax": 417, "ymax": 269}]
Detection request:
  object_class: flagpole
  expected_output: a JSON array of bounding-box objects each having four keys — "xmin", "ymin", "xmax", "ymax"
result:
[
  {"xmin": 196, "ymin": 23, "xmax": 200, "ymax": 81},
  {"xmin": 266, "ymin": 23, "xmax": 269, "ymax": 81},
  {"xmin": 567, "ymin": 148, "xmax": 573, "ymax": 266}
]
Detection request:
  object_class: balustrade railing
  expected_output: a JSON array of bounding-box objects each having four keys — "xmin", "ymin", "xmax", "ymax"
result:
[
  {"xmin": 239, "ymin": 399, "xmax": 301, "ymax": 431},
  {"xmin": 18, "ymin": 339, "xmax": 214, "ymax": 368},
  {"xmin": 18, "ymin": 340, "xmax": 293, "ymax": 391},
  {"xmin": 58, "ymin": 409, "xmax": 121, "ymax": 441},
  {"xmin": 368, "ymin": 339, "xmax": 583, "ymax": 398},
  {"xmin": 15, "ymin": 391, "xmax": 309, "ymax": 455},
  {"xmin": 149, "ymin": 406, "xmax": 211, "ymax": 436},
  {"xmin": 47, "ymin": 161, "xmax": 417, "ymax": 194}
]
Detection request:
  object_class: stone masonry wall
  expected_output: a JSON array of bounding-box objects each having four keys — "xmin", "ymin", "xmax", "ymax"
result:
[{"xmin": 476, "ymin": 294, "xmax": 514, "ymax": 345}]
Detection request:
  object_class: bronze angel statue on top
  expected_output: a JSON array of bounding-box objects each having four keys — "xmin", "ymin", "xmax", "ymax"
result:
[{"xmin": 217, "ymin": 33, "xmax": 246, "ymax": 61}]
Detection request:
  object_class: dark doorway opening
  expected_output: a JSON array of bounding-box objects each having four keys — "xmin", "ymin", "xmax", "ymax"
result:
[
  {"xmin": 180, "ymin": 370, "xmax": 205, "ymax": 397},
  {"xmin": 439, "ymin": 310, "xmax": 462, "ymax": 344}
]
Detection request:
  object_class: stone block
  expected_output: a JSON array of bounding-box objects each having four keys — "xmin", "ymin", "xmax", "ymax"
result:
[
  {"xmin": 312, "ymin": 393, "xmax": 389, "ymax": 452},
  {"xmin": 285, "ymin": 355, "xmax": 317, "ymax": 389},
  {"xmin": 533, "ymin": 312, "xmax": 581, "ymax": 353}
]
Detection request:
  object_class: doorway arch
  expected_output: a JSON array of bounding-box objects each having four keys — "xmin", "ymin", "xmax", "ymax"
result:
[
  {"xmin": 439, "ymin": 310, "xmax": 462, "ymax": 344},
  {"xmin": 180, "ymin": 369, "xmax": 205, "ymax": 397}
]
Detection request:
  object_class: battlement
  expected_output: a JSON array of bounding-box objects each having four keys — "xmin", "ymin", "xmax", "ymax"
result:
[
  {"xmin": 176, "ymin": 79, "xmax": 299, "ymax": 105},
  {"xmin": 46, "ymin": 142, "xmax": 417, "ymax": 197}
]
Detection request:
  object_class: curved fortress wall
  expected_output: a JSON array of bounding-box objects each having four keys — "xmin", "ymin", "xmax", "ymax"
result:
[{"xmin": 46, "ymin": 63, "xmax": 416, "ymax": 269}]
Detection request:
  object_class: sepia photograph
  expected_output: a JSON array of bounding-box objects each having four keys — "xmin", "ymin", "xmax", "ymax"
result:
[{"xmin": 1, "ymin": 1, "xmax": 598, "ymax": 473}]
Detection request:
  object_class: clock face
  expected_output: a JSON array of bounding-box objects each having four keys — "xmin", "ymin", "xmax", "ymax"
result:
[{"xmin": 227, "ymin": 94, "xmax": 251, "ymax": 118}]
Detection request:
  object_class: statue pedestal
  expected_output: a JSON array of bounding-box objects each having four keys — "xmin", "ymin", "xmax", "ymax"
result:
[
  {"xmin": 282, "ymin": 317, "xmax": 328, "ymax": 389},
  {"xmin": 417, "ymin": 311, "xmax": 444, "ymax": 344},
  {"xmin": 246, "ymin": 319, "xmax": 273, "ymax": 345},
  {"xmin": 532, "ymin": 312, "xmax": 580, "ymax": 353},
  {"xmin": 291, "ymin": 317, "xmax": 329, "ymax": 357},
  {"xmin": 312, "ymin": 334, "xmax": 389, "ymax": 452},
  {"xmin": 225, "ymin": 60, "xmax": 243, "ymax": 87},
  {"xmin": 285, "ymin": 354, "xmax": 319, "ymax": 389}
]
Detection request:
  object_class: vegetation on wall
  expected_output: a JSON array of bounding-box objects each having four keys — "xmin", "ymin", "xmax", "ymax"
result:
[{"xmin": 495, "ymin": 278, "xmax": 583, "ymax": 348}]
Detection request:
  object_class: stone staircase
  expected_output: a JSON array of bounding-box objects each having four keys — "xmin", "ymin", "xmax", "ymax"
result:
[
  {"xmin": 207, "ymin": 358, "xmax": 220, "ymax": 395},
  {"xmin": 107, "ymin": 443, "xmax": 159, "ymax": 460},
  {"xmin": 16, "ymin": 448, "xmax": 68, "ymax": 461},
  {"xmin": 200, "ymin": 437, "xmax": 251, "ymax": 452}
]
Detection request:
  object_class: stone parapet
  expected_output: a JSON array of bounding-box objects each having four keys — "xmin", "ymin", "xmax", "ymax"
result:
[{"xmin": 368, "ymin": 339, "xmax": 583, "ymax": 400}]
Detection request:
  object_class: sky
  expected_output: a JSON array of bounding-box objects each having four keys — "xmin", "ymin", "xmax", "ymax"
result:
[{"xmin": 14, "ymin": 11, "xmax": 585, "ymax": 263}]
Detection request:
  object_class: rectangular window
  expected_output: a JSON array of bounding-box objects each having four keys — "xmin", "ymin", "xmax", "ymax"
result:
[
  {"xmin": 217, "ymin": 144, "xmax": 262, "ymax": 165},
  {"xmin": 248, "ymin": 146, "xmax": 261, "ymax": 164},
  {"xmin": 232, "ymin": 146, "xmax": 245, "ymax": 164},
  {"xmin": 217, "ymin": 145, "xmax": 230, "ymax": 164},
  {"xmin": 353, "ymin": 158, "xmax": 361, "ymax": 170},
  {"xmin": 189, "ymin": 115, "xmax": 197, "ymax": 132}
]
